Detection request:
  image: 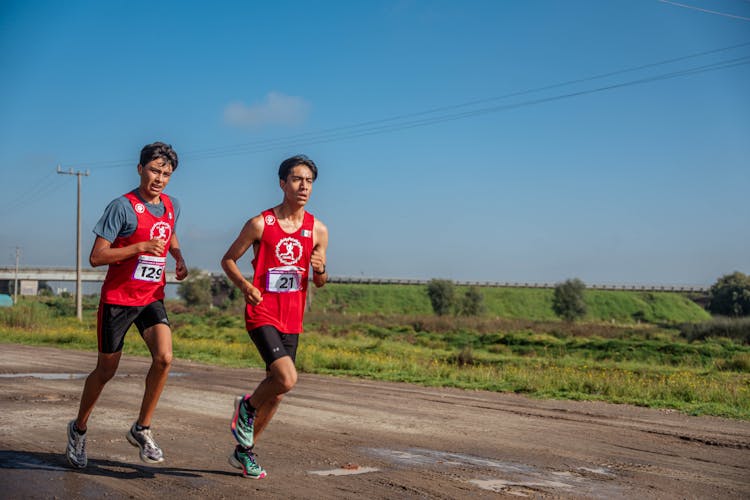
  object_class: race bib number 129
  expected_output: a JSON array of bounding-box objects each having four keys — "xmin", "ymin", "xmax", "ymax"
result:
[{"xmin": 133, "ymin": 255, "xmax": 166, "ymax": 283}]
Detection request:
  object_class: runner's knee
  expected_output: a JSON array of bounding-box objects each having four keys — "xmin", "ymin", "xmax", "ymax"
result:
[
  {"xmin": 152, "ymin": 351, "xmax": 173, "ymax": 371},
  {"xmin": 92, "ymin": 363, "xmax": 118, "ymax": 384},
  {"xmin": 273, "ymin": 369, "xmax": 297, "ymax": 393}
]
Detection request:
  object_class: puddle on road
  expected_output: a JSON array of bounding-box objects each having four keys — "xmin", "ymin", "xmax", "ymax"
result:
[
  {"xmin": 365, "ymin": 447, "xmax": 624, "ymax": 498},
  {"xmin": 309, "ymin": 466, "xmax": 380, "ymax": 476},
  {"xmin": 0, "ymin": 372, "xmax": 188, "ymax": 380}
]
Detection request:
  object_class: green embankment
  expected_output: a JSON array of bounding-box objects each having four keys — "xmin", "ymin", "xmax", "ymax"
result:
[
  {"xmin": 3, "ymin": 286, "xmax": 746, "ymax": 419},
  {"xmin": 311, "ymin": 283, "xmax": 710, "ymax": 324}
]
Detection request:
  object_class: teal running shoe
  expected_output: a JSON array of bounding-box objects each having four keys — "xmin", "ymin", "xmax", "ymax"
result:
[
  {"xmin": 228, "ymin": 445, "xmax": 267, "ymax": 479},
  {"xmin": 230, "ymin": 394, "xmax": 255, "ymax": 448}
]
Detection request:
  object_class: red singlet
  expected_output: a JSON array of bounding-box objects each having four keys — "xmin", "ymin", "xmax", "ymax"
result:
[
  {"xmin": 245, "ymin": 209, "xmax": 315, "ymax": 334},
  {"xmin": 100, "ymin": 192, "xmax": 175, "ymax": 306}
]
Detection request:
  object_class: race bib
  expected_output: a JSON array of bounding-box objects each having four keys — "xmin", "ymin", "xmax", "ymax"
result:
[
  {"xmin": 133, "ymin": 255, "xmax": 166, "ymax": 283},
  {"xmin": 266, "ymin": 267, "xmax": 303, "ymax": 293}
]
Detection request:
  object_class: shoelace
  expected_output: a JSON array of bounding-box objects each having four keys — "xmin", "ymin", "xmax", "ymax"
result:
[
  {"xmin": 71, "ymin": 429, "xmax": 86, "ymax": 455},
  {"xmin": 139, "ymin": 428, "xmax": 160, "ymax": 452}
]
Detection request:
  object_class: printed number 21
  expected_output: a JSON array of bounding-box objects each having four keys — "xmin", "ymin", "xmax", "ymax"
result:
[{"xmin": 279, "ymin": 276, "xmax": 295, "ymax": 289}]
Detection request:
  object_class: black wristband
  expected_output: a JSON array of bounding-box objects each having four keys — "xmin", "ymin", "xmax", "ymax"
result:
[{"xmin": 313, "ymin": 265, "xmax": 326, "ymax": 275}]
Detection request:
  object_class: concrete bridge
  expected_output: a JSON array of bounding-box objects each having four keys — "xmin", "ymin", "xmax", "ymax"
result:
[
  {"xmin": 0, "ymin": 266, "xmax": 179, "ymax": 284},
  {"xmin": 0, "ymin": 267, "xmax": 708, "ymax": 293}
]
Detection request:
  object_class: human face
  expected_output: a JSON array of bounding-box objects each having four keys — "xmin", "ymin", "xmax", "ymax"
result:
[
  {"xmin": 137, "ymin": 158, "xmax": 173, "ymax": 203},
  {"xmin": 280, "ymin": 165, "xmax": 314, "ymax": 206}
]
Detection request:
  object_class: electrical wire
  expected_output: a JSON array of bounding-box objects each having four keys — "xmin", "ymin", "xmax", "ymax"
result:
[
  {"xmin": 659, "ymin": 0, "xmax": 750, "ymax": 21},
  {"xmin": 59, "ymin": 42, "xmax": 750, "ymax": 168}
]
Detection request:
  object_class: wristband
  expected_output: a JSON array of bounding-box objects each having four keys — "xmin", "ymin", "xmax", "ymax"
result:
[{"xmin": 313, "ymin": 265, "xmax": 326, "ymax": 275}]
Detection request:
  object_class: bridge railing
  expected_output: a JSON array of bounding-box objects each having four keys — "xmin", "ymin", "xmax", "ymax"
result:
[{"xmin": 0, "ymin": 267, "xmax": 709, "ymax": 293}]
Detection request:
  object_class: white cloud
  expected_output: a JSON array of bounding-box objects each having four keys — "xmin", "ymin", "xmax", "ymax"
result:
[{"xmin": 223, "ymin": 91, "xmax": 311, "ymax": 128}]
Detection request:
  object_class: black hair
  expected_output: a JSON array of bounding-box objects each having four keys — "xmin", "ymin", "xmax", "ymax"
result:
[
  {"xmin": 278, "ymin": 154, "xmax": 317, "ymax": 181},
  {"xmin": 140, "ymin": 142, "xmax": 179, "ymax": 170}
]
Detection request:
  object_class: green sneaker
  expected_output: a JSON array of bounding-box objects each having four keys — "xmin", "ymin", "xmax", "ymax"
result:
[
  {"xmin": 228, "ymin": 445, "xmax": 267, "ymax": 479},
  {"xmin": 230, "ymin": 394, "xmax": 255, "ymax": 448}
]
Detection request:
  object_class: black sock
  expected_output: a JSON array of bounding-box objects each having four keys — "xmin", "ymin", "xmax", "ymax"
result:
[
  {"xmin": 74, "ymin": 424, "xmax": 86, "ymax": 435},
  {"xmin": 243, "ymin": 399, "xmax": 257, "ymax": 416},
  {"xmin": 135, "ymin": 423, "xmax": 150, "ymax": 432}
]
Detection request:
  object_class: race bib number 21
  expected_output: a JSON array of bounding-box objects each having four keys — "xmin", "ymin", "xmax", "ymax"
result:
[
  {"xmin": 266, "ymin": 268, "xmax": 302, "ymax": 293},
  {"xmin": 133, "ymin": 255, "xmax": 166, "ymax": 282}
]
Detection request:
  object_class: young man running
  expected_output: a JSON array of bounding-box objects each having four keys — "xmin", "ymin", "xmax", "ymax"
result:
[
  {"xmin": 65, "ymin": 142, "xmax": 188, "ymax": 469},
  {"xmin": 221, "ymin": 154, "xmax": 329, "ymax": 479}
]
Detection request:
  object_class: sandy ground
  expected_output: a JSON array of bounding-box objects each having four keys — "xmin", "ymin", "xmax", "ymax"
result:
[{"xmin": 0, "ymin": 343, "xmax": 748, "ymax": 499}]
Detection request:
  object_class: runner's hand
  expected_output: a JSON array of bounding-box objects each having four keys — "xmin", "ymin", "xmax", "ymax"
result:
[
  {"xmin": 242, "ymin": 283, "xmax": 263, "ymax": 306},
  {"xmin": 140, "ymin": 238, "xmax": 166, "ymax": 255},
  {"xmin": 175, "ymin": 258, "xmax": 188, "ymax": 281},
  {"xmin": 311, "ymin": 247, "xmax": 326, "ymax": 274}
]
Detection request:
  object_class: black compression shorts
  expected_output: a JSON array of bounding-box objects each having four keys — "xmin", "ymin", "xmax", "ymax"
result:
[
  {"xmin": 249, "ymin": 325, "xmax": 299, "ymax": 370},
  {"xmin": 97, "ymin": 300, "xmax": 170, "ymax": 353}
]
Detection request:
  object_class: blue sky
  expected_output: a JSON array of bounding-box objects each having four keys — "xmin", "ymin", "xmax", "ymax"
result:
[{"xmin": 1, "ymin": 0, "xmax": 748, "ymax": 287}]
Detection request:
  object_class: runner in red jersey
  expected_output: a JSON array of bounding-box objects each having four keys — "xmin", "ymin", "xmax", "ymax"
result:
[
  {"xmin": 221, "ymin": 154, "xmax": 329, "ymax": 478},
  {"xmin": 66, "ymin": 142, "xmax": 188, "ymax": 470}
]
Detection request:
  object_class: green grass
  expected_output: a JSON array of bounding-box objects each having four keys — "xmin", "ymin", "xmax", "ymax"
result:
[
  {"xmin": 311, "ymin": 284, "xmax": 711, "ymax": 324},
  {"xmin": 1, "ymin": 291, "xmax": 745, "ymax": 419}
]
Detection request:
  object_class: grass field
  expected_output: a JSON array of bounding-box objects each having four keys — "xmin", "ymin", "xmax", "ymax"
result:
[{"xmin": 1, "ymin": 284, "xmax": 747, "ymax": 419}]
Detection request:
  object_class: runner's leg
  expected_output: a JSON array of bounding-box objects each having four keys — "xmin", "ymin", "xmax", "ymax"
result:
[
  {"xmin": 249, "ymin": 356, "xmax": 297, "ymax": 440},
  {"xmin": 138, "ymin": 323, "xmax": 173, "ymax": 426},
  {"xmin": 75, "ymin": 351, "xmax": 122, "ymax": 430}
]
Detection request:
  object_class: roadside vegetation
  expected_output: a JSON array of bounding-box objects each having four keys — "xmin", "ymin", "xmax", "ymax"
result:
[{"xmin": 1, "ymin": 277, "xmax": 749, "ymax": 420}]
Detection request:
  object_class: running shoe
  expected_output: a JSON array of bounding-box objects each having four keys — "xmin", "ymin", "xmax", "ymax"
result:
[
  {"xmin": 66, "ymin": 419, "xmax": 87, "ymax": 469},
  {"xmin": 228, "ymin": 445, "xmax": 267, "ymax": 479},
  {"xmin": 126, "ymin": 422, "xmax": 164, "ymax": 463},
  {"xmin": 230, "ymin": 394, "xmax": 255, "ymax": 448}
]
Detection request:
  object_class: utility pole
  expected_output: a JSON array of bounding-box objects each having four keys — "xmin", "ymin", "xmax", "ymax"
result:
[
  {"xmin": 57, "ymin": 166, "xmax": 90, "ymax": 320},
  {"xmin": 14, "ymin": 247, "xmax": 20, "ymax": 304}
]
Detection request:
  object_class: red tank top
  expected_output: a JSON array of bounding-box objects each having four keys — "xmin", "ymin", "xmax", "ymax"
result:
[
  {"xmin": 100, "ymin": 192, "xmax": 175, "ymax": 306},
  {"xmin": 245, "ymin": 209, "xmax": 315, "ymax": 334}
]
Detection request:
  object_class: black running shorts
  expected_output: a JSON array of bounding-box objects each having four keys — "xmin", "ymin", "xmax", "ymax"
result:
[
  {"xmin": 97, "ymin": 300, "xmax": 170, "ymax": 354},
  {"xmin": 249, "ymin": 325, "xmax": 299, "ymax": 370}
]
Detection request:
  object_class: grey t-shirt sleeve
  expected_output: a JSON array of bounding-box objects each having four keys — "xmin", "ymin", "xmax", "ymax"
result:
[
  {"xmin": 93, "ymin": 196, "xmax": 137, "ymax": 242},
  {"xmin": 170, "ymin": 196, "xmax": 180, "ymax": 232}
]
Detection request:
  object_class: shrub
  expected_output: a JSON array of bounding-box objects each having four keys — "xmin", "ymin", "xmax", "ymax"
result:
[
  {"xmin": 458, "ymin": 286, "xmax": 485, "ymax": 316},
  {"xmin": 426, "ymin": 279, "xmax": 455, "ymax": 316},
  {"xmin": 679, "ymin": 317, "xmax": 750, "ymax": 344},
  {"xmin": 552, "ymin": 278, "xmax": 587, "ymax": 322},
  {"xmin": 708, "ymin": 271, "xmax": 750, "ymax": 317},
  {"xmin": 178, "ymin": 269, "xmax": 212, "ymax": 307}
]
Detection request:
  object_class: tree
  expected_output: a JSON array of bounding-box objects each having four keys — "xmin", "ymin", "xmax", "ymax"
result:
[
  {"xmin": 458, "ymin": 286, "xmax": 485, "ymax": 316},
  {"xmin": 426, "ymin": 279, "xmax": 455, "ymax": 316},
  {"xmin": 210, "ymin": 275, "xmax": 242, "ymax": 309},
  {"xmin": 708, "ymin": 271, "xmax": 750, "ymax": 317},
  {"xmin": 552, "ymin": 278, "xmax": 587, "ymax": 322},
  {"xmin": 177, "ymin": 269, "xmax": 212, "ymax": 307}
]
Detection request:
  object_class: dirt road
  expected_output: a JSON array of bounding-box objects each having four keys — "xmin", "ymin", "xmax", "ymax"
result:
[{"xmin": 1, "ymin": 344, "xmax": 748, "ymax": 499}]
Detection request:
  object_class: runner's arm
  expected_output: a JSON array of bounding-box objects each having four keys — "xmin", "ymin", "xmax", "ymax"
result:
[
  {"xmin": 169, "ymin": 233, "xmax": 188, "ymax": 281},
  {"xmin": 311, "ymin": 219, "xmax": 328, "ymax": 288},
  {"xmin": 221, "ymin": 216, "xmax": 264, "ymax": 305},
  {"xmin": 89, "ymin": 236, "xmax": 166, "ymax": 267}
]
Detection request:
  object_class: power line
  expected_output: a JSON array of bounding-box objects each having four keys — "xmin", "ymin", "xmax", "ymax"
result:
[
  {"xmin": 0, "ymin": 171, "xmax": 65, "ymax": 215},
  {"xmin": 144, "ymin": 55, "xmax": 750, "ymax": 160},
  {"xmin": 659, "ymin": 0, "xmax": 750, "ymax": 21},
  {"xmin": 67, "ymin": 42, "xmax": 750, "ymax": 168}
]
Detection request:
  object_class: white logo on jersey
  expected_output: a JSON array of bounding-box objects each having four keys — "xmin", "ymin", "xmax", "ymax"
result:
[
  {"xmin": 265, "ymin": 215, "xmax": 276, "ymax": 226},
  {"xmin": 150, "ymin": 221, "xmax": 172, "ymax": 242},
  {"xmin": 135, "ymin": 203, "xmax": 145, "ymax": 214},
  {"xmin": 276, "ymin": 237, "xmax": 303, "ymax": 265}
]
